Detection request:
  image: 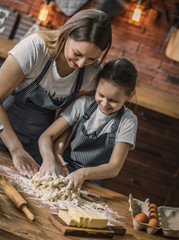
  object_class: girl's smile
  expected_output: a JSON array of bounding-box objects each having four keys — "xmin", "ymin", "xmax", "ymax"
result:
[{"xmin": 95, "ymin": 78, "xmax": 131, "ymax": 115}]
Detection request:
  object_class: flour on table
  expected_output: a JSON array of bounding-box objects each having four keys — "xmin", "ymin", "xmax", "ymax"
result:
[{"xmin": 1, "ymin": 165, "xmax": 123, "ymax": 225}]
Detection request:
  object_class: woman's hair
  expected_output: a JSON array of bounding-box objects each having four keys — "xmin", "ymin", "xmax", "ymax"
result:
[
  {"xmin": 97, "ymin": 58, "xmax": 138, "ymax": 95},
  {"xmin": 36, "ymin": 9, "xmax": 112, "ymax": 63}
]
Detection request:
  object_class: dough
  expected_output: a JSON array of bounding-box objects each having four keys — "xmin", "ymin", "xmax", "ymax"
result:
[{"xmin": 29, "ymin": 172, "xmax": 78, "ymax": 202}]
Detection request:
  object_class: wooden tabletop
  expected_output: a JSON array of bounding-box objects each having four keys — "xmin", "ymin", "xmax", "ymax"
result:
[{"xmin": 0, "ymin": 150, "xmax": 174, "ymax": 240}]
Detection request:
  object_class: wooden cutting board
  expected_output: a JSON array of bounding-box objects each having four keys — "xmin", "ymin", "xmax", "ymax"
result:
[{"xmin": 49, "ymin": 214, "xmax": 126, "ymax": 238}]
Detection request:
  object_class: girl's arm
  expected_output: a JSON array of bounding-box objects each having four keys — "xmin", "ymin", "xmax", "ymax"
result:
[
  {"xmin": 65, "ymin": 142, "xmax": 130, "ymax": 191},
  {"xmin": 0, "ymin": 55, "xmax": 39, "ymax": 178},
  {"xmin": 38, "ymin": 116, "xmax": 70, "ymax": 176}
]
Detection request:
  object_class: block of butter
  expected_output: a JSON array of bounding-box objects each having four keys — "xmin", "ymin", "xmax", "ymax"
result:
[
  {"xmin": 58, "ymin": 210, "xmax": 77, "ymax": 226},
  {"xmin": 81, "ymin": 209, "xmax": 108, "ymax": 229},
  {"xmin": 68, "ymin": 208, "xmax": 89, "ymax": 227},
  {"xmin": 58, "ymin": 208, "xmax": 108, "ymax": 229}
]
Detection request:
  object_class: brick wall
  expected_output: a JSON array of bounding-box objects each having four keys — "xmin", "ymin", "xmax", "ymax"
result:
[{"xmin": 1, "ymin": 0, "xmax": 179, "ymax": 96}]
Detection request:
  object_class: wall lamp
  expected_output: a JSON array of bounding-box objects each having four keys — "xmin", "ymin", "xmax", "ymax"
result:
[
  {"xmin": 38, "ymin": 0, "xmax": 52, "ymax": 23},
  {"xmin": 132, "ymin": 0, "xmax": 143, "ymax": 22}
]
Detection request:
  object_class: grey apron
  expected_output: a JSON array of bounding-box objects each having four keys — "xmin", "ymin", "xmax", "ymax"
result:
[
  {"xmin": 0, "ymin": 55, "xmax": 85, "ymax": 164},
  {"xmin": 63, "ymin": 101, "xmax": 124, "ymax": 187}
]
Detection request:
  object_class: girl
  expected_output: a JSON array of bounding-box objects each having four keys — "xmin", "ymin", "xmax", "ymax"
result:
[
  {"xmin": 39, "ymin": 58, "xmax": 138, "ymax": 191},
  {"xmin": 0, "ymin": 9, "xmax": 112, "ymax": 178}
]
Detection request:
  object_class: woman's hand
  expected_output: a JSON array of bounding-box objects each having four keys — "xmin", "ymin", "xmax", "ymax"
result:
[
  {"xmin": 64, "ymin": 168, "xmax": 86, "ymax": 192},
  {"xmin": 39, "ymin": 154, "xmax": 69, "ymax": 177},
  {"xmin": 12, "ymin": 148, "xmax": 39, "ymax": 178}
]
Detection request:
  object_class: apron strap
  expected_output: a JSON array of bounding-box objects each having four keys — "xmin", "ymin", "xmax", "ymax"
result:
[
  {"xmin": 58, "ymin": 67, "xmax": 85, "ymax": 108},
  {"xmin": 81, "ymin": 100, "xmax": 98, "ymax": 123},
  {"xmin": 36, "ymin": 55, "xmax": 54, "ymax": 84},
  {"xmin": 111, "ymin": 105, "xmax": 125, "ymax": 133},
  {"xmin": 81, "ymin": 103, "xmax": 124, "ymax": 137},
  {"xmin": 15, "ymin": 55, "xmax": 54, "ymax": 99}
]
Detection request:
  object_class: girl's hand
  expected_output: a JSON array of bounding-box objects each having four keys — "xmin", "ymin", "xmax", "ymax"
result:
[
  {"xmin": 64, "ymin": 168, "xmax": 86, "ymax": 192},
  {"xmin": 12, "ymin": 149, "xmax": 39, "ymax": 178},
  {"xmin": 39, "ymin": 154, "xmax": 69, "ymax": 177}
]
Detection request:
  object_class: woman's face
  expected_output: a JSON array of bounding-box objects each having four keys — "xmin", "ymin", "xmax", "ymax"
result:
[
  {"xmin": 95, "ymin": 78, "xmax": 132, "ymax": 115},
  {"xmin": 64, "ymin": 37, "xmax": 102, "ymax": 68}
]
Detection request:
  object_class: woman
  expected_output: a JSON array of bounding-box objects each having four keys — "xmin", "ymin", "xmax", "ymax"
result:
[{"xmin": 0, "ymin": 9, "xmax": 112, "ymax": 178}]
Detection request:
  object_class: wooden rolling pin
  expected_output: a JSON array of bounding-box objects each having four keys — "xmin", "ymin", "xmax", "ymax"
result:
[{"xmin": 0, "ymin": 174, "xmax": 35, "ymax": 221}]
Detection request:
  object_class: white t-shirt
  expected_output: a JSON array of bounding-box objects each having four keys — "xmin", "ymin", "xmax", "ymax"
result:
[
  {"xmin": 61, "ymin": 96, "xmax": 138, "ymax": 150},
  {"xmin": 9, "ymin": 34, "xmax": 100, "ymax": 99}
]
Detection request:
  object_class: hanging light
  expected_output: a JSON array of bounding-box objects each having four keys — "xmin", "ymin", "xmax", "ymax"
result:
[
  {"xmin": 38, "ymin": 0, "xmax": 51, "ymax": 22},
  {"xmin": 132, "ymin": 0, "xmax": 143, "ymax": 22}
]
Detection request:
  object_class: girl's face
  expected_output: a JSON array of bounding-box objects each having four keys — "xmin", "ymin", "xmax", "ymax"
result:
[
  {"xmin": 95, "ymin": 78, "xmax": 133, "ymax": 115},
  {"xmin": 64, "ymin": 37, "xmax": 102, "ymax": 68}
]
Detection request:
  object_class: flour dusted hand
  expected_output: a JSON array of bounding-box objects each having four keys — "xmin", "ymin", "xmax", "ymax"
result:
[
  {"xmin": 12, "ymin": 148, "xmax": 39, "ymax": 178},
  {"xmin": 64, "ymin": 168, "xmax": 86, "ymax": 192},
  {"xmin": 39, "ymin": 154, "xmax": 69, "ymax": 177}
]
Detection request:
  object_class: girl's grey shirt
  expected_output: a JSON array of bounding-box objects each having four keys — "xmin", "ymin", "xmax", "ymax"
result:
[
  {"xmin": 61, "ymin": 96, "xmax": 138, "ymax": 150},
  {"xmin": 9, "ymin": 34, "xmax": 99, "ymax": 99}
]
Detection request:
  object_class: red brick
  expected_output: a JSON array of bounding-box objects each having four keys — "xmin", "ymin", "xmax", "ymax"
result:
[
  {"xmin": 112, "ymin": 25, "xmax": 125, "ymax": 36},
  {"xmin": 108, "ymin": 45, "xmax": 123, "ymax": 58},
  {"xmin": 112, "ymin": 34, "xmax": 139, "ymax": 51},
  {"xmin": 163, "ymin": 1, "xmax": 178, "ymax": 14},
  {"xmin": 1, "ymin": 0, "xmax": 30, "ymax": 13},
  {"xmin": 137, "ymin": 72, "xmax": 152, "ymax": 85},
  {"xmin": 139, "ymin": 45, "xmax": 171, "ymax": 63},
  {"xmin": 165, "ymin": 0, "xmax": 179, "ymax": 4},
  {"xmin": 113, "ymin": 17, "xmax": 145, "ymax": 34},
  {"xmin": 134, "ymin": 62, "xmax": 167, "ymax": 81},
  {"xmin": 105, "ymin": 55, "xmax": 120, "ymax": 62},
  {"xmin": 152, "ymin": 79, "xmax": 179, "ymax": 96},
  {"xmin": 24, "ymin": 0, "xmax": 41, "ymax": 4},
  {"xmin": 125, "ymin": 31, "xmax": 162, "ymax": 49},
  {"xmin": 145, "ymin": 28, "xmax": 168, "ymax": 40},
  {"xmin": 161, "ymin": 62, "xmax": 179, "ymax": 75},
  {"xmin": 124, "ymin": 51, "xmax": 161, "ymax": 69}
]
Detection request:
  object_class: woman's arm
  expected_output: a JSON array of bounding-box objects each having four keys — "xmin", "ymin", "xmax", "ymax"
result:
[
  {"xmin": 65, "ymin": 142, "xmax": 130, "ymax": 191},
  {"xmin": 38, "ymin": 116, "xmax": 71, "ymax": 176},
  {"xmin": 0, "ymin": 55, "xmax": 39, "ymax": 177},
  {"xmin": 53, "ymin": 127, "xmax": 72, "ymax": 155}
]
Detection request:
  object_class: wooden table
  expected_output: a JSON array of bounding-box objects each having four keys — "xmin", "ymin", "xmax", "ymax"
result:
[{"xmin": 0, "ymin": 150, "xmax": 174, "ymax": 240}]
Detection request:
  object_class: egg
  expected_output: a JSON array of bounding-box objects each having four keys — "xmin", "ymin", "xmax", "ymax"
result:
[
  {"xmin": 134, "ymin": 213, "xmax": 148, "ymax": 223},
  {"xmin": 150, "ymin": 212, "xmax": 158, "ymax": 219},
  {"xmin": 148, "ymin": 218, "xmax": 159, "ymax": 227},
  {"xmin": 150, "ymin": 207, "xmax": 157, "ymax": 213},
  {"xmin": 150, "ymin": 203, "xmax": 157, "ymax": 209}
]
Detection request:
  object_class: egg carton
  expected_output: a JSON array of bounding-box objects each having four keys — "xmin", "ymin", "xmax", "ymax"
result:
[{"xmin": 129, "ymin": 194, "xmax": 179, "ymax": 237}]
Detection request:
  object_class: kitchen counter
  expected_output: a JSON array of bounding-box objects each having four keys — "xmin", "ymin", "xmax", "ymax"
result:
[{"xmin": 0, "ymin": 150, "xmax": 174, "ymax": 240}]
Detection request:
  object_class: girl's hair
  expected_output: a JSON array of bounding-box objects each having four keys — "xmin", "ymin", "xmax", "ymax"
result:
[
  {"xmin": 36, "ymin": 9, "xmax": 112, "ymax": 63},
  {"xmin": 97, "ymin": 58, "xmax": 138, "ymax": 95}
]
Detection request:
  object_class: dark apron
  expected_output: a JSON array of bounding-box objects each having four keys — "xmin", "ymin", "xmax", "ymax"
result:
[
  {"xmin": 63, "ymin": 101, "xmax": 124, "ymax": 187},
  {"xmin": 0, "ymin": 55, "xmax": 85, "ymax": 164}
]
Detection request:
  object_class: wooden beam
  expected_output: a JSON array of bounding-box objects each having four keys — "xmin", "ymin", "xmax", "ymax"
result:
[
  {"xmin": 0, "ymin": 37, "xmax": 17, "ymax": 59},
  {"xmin": 130, "ymin": 84, "xmax": 179, "ymax": 120}
]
